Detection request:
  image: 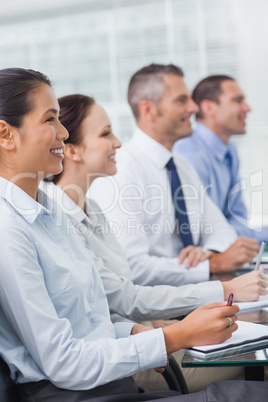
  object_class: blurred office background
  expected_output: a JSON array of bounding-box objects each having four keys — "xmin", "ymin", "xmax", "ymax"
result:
[{"xmin": 0, "ymin": 0, "xmax": 268, "ymax": 225}]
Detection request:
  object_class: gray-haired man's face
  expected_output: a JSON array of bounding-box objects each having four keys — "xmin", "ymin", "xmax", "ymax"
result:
[{"xmin": 154, "ymin": 74, "xmax": 199, "ymax": 144}]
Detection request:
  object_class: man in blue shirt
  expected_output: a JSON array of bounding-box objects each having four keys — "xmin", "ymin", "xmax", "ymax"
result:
[{"xmin": 174, "ymin": 75, "xmax": 268, "ymax": 243}]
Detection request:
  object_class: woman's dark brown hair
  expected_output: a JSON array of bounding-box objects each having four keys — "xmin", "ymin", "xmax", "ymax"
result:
[
  {"xmin": 0, "ymin": 67, "xmax": 51, "ymax": 127},
  {"xmin": 47, "ymin": 94, "xmax": 95, "ymax": 183}
]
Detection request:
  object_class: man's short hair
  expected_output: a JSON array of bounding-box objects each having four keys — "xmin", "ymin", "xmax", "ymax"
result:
[
  {"xmin": 192, "ymin": 75, "xmax": 235, "ymax": 119},
  {"xmin": 128, "ymin": 63, "xmax": 184, "ymax": 120}
]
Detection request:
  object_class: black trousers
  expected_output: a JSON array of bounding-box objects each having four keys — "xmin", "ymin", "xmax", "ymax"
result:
[
  {"xmin": 18, "ymin": 377, "xmax": 268, "ymax": 402},
  {"xmin": 18, "ymin": 377, "xmax": 179, "ymax": 402}
]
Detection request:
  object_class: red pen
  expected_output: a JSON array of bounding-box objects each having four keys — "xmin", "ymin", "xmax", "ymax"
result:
[{"xmin": 227, "ymin": 293, "xmax": 234, "ymax": 306}]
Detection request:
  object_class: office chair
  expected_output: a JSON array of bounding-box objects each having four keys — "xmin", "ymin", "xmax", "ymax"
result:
[
  {"xmin": 0, "ymin": 354, "xmax": 189, "ymax": 401},
  {"xmin": 162, "ymin": 355, "xmax": 189, "ymax": 394}
]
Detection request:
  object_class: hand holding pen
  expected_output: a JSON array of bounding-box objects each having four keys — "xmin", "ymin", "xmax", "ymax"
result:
[
  {"xmin": 225, "ymin": 293, "xmax": 235, "ymax": 327},
  {"xmin": 255, "ymin": 241, "xmax": 266, "ymax": 271},
  {"xmin": 227, "ymin": 293, "xmax": 234, "ymax": 306}
]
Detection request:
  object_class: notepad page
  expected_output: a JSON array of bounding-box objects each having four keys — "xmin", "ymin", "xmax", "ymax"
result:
[
  {"xmin": 236, "ymin": 294, "xmax": 268, "ymax": 311},
  {"xmin": 189, "ymin": 321, "xmax": 268, "ymax": 353}
]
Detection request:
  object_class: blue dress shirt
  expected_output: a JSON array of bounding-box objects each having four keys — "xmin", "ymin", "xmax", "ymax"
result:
[
  {"xmin": 0, "ymin": 177, "xmax": 166, "ymax": 390},
  {"xmin": 174, "ymin": 122, "xmax": 268, "ymax": 243}
]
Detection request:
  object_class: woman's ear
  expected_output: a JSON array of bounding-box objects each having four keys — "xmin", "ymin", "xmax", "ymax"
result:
[
  {"xmin": 0, "ymin": 121, "xmax": 16, "ymax": 151},
  {"xmin": 64, "ymin": 143, "xmax": 83, "ymax": 162}
]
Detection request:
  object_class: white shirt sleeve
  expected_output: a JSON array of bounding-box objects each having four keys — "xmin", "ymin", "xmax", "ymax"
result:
[
  {"xmin": 90, "ymin": 149, "xmax": 237, "ymax": 288},
  {"xmin": 90, "ymin": 174, "xmax": 211, "ymax": 286},
  {"xmin": 98, "ymin": 251, "xmax": 224, "ymax": 316},
  {"xmin": 82, "ymin": 240, "xmax": 223, "ymax": 319}
]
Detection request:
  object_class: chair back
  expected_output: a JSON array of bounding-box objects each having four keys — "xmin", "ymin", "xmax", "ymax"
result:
[
  {"xmin": 162, "ymin": 355, "xmax": 189, "ymax": 394},
  {"xmin": 0, "ymin": 357, "xmax": 21, "ymax": 402}
]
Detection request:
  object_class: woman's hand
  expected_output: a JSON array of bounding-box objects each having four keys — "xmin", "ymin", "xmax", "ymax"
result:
[
  {"xmin": 222, "ymin": 265, "xmax": 268, "ymax": 301},
  {"xmin": 163, "ymin": 302, "xmax": 239, "ymax": 355}
]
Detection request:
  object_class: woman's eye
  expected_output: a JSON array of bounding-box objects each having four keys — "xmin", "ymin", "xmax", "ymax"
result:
[
  {"xmin": 46, "ymin": 117, "xmax": 55, "ymax": 123},
  {"xmin": 102, "ymin": 131, "xmax": 110, "ymax": 137}
]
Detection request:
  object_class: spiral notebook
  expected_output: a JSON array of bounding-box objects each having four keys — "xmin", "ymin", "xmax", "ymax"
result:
[{"xmin": 184, "ymin": 321, "xmax": 268, "ymax": 360}]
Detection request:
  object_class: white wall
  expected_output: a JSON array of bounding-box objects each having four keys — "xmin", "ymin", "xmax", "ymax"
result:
[{"xmin": 0, "ymin": 0, "xmax": 268, "ymax": 224}]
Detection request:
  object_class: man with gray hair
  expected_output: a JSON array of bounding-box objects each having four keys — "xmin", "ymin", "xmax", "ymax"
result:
[{"xmin": 91, "ymin": 63, "xmax": 258, "ymax": 287}]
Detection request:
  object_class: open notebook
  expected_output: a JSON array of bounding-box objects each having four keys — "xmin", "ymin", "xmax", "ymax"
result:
[
  {"xmin": 236, "ymin": 294, "xmax": 268, "ymax": 311},
  {"xmin": 184, "ymin": 321, "xmax": 268, "ymax": 360}
]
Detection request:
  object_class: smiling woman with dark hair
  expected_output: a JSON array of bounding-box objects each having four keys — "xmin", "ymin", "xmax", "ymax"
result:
[{"xmin": 0, "ymin": 68, "xmax": 266, "ymax": 402}]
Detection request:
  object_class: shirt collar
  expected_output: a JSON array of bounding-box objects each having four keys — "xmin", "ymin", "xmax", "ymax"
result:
[
  {"xmin": 0, "ymin": 176, "xmax": 51, "ymax": 224},
  {"xmin": 194, "ymin": 122, "xmax": 230, "ymax": 162},
  {"xmin": 39, "ymin": 180, "xmax": 86, "ymax": 224},
  {"xmin": 131, "ymin": 127, "xmax": 172, "ymax": 169}
]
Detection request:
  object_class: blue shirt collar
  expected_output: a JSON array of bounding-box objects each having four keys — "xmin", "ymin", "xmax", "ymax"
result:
[
  {"xmin": 194, "ymin": 122, "xmax": 230, "ymax": 162},
  {"xmin": 0, "ymin": 176, "xmax": 51, "ymax": 224},
  {"xmin": 132, "ymin": 127, "xmax": 172, "ymax": 169}
]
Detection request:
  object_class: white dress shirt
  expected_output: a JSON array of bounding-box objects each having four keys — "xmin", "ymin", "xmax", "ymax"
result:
[
  {"xmin": 41, "ymin": 181, "xmax": 224, "ymax": 322},
  {"xmin": 0, "ymin": 177, "xmax": 167, "ymax": 390},
  {"xmin": 90, "ymin": 128, "xmax": 237, "ymax": 287}
]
